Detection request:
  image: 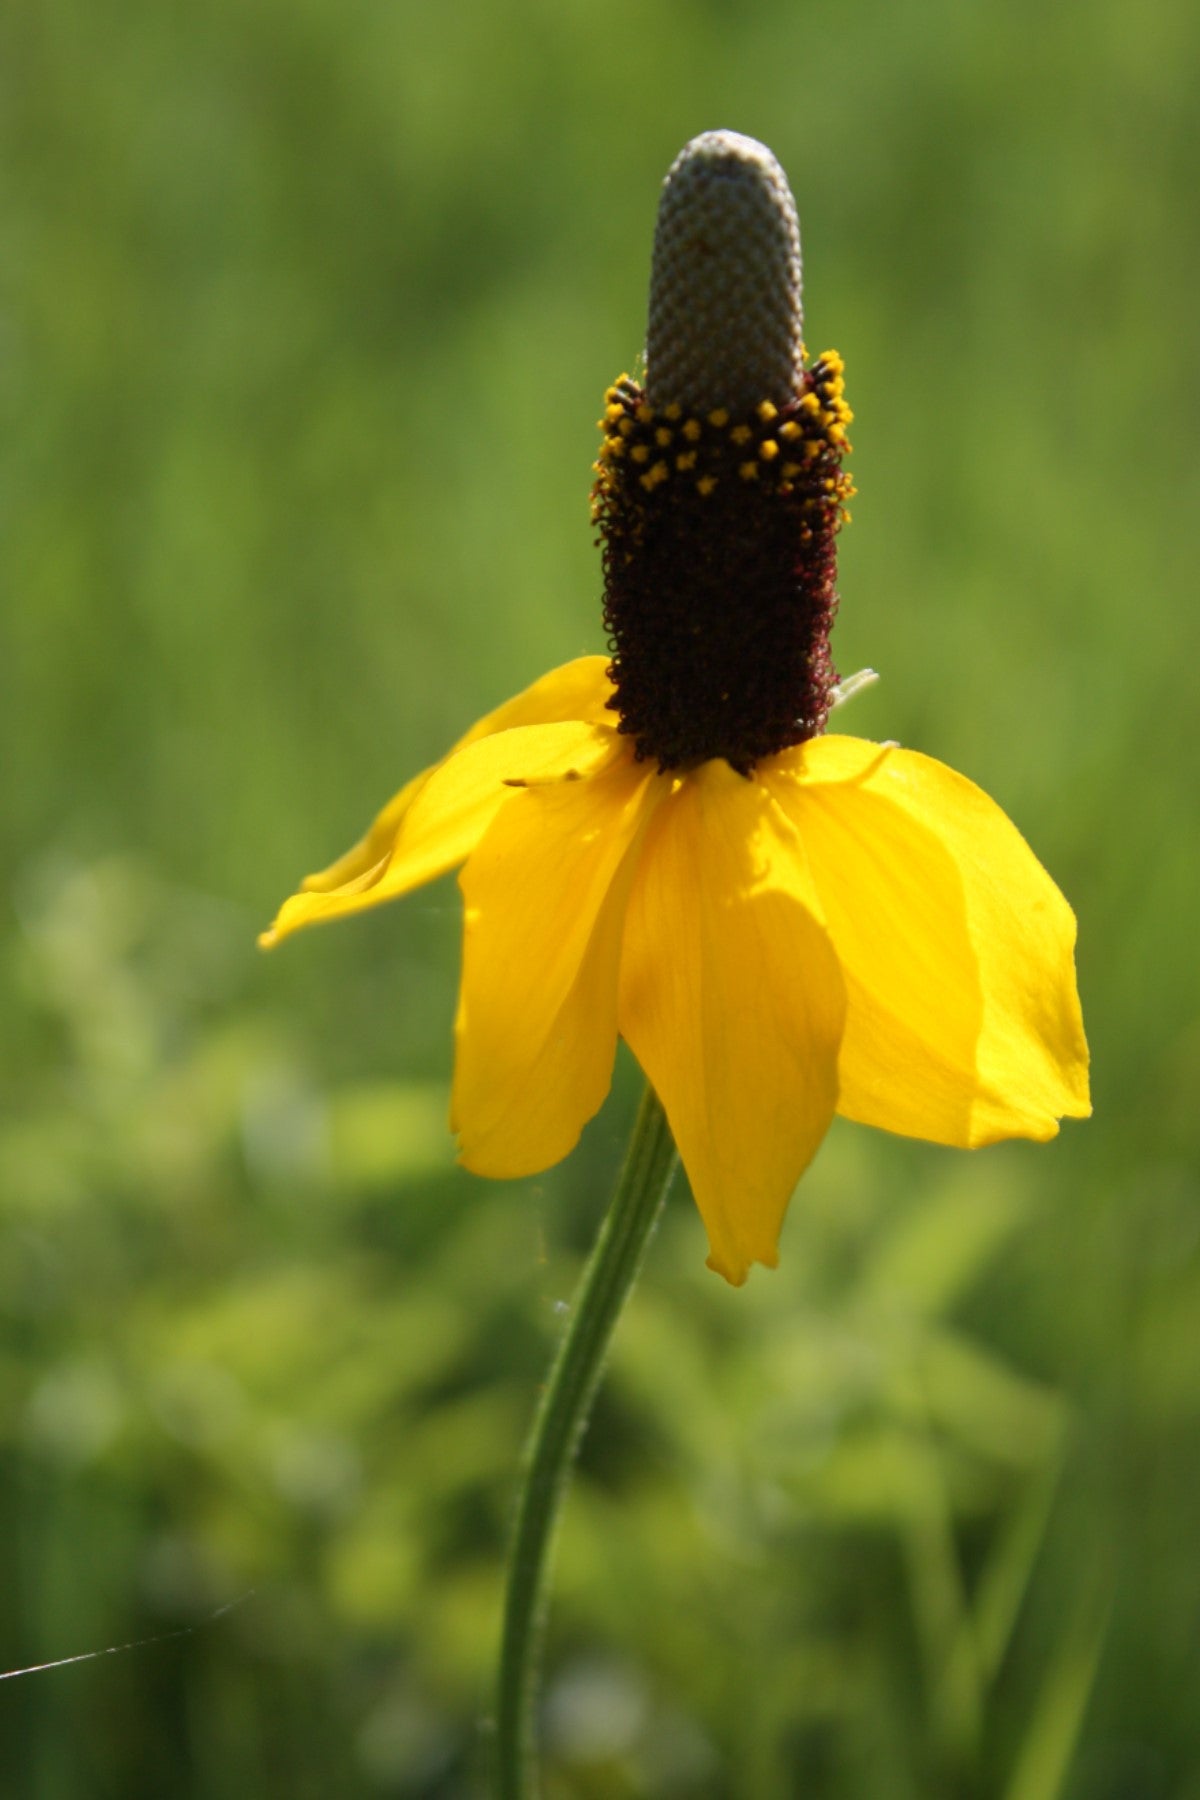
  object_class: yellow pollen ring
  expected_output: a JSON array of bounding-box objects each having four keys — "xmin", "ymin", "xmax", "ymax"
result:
[{"xmin": 593, "ymin": 358, "xmax": 853, "ymax": 528}]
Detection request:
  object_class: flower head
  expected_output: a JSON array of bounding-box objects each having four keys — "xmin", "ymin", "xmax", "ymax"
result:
[{"xmin": 261, "ymin": 132, "xmax": 1089, "ymax": 1285}]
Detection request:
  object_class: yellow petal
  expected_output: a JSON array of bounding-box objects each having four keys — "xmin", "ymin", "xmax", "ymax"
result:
[
  {"xmin": 303, "ymin": 656, "xmax": 615, "ymax": 893},
  {"xmin": 452, "ymin": 752, "xmax": 662, "ymax": 1178},
  {"xmin": 766, "ymin": 736, "xmax": 1090, "ymax": 1148},
  {"xmin": 619, "ymin": 760, "xmax": 847, "ymax": 1286},
  {"xmin": 260, "ymin": 720, "xmax": 618, "ymax": 947}
]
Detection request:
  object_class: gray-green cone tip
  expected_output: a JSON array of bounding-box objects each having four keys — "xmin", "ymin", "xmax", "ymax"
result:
[{"xmin": 645, "ymin": 131, "xmax": 804, "ymax": 415}]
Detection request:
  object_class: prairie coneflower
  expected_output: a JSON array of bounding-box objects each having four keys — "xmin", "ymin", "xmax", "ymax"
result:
[
  {"xmin": 263, "ymin": 131, "xmax": 1091, "ymax": 1799},
  {"xmin": 261, "ymin": 130, "xmax": 1089, "ymax": 1286}
]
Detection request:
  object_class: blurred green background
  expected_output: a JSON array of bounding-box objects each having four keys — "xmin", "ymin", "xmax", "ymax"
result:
[{"xmin": 2, "ymin": 0, "xmax": 1197, "ymax": 1794}]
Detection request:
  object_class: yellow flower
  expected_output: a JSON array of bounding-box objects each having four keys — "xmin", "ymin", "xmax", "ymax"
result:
[
  {"xmin": 260, "ymin": 653, "xmax": 1088, "ymax": 1284},
  {"xmin": 260, "ymin": 132, "xmax": 1089, "ymax": 1284}
]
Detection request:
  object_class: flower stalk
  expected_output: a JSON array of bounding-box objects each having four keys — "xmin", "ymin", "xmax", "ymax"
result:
[{"xmin": 494, "ymin": 1083, "xmax": 679, "ymax": 1799}]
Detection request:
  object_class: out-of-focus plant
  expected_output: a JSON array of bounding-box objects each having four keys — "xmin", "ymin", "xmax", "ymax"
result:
[{"xmin": 1, "ymin": 853, "xmax": 1096, "ymax": 1796}]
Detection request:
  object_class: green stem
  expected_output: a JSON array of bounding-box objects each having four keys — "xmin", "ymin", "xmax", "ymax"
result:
[{"xmin": 494, "ymin": 1082, "xmax": 679, "ymax": 1799}]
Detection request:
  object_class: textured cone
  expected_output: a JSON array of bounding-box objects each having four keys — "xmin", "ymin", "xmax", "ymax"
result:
[{"xmin": 645, "ymin": 130, "xmax": 804, "ymax": 414}]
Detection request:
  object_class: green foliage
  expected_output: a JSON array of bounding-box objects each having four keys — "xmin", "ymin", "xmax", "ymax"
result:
[{"xmin": 3, "ymin": 0, "xmax": 1199, "ymax": 1794}]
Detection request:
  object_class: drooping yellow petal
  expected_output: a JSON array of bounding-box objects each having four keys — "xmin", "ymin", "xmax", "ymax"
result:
[
  {"xmin": 452, "ymin": 752, "xmax": 663, "ymax": 1178},
  {"xmin": 619, "ymin": 760, "xmax": 847, "ymax": 1286},
  {"xmin": 260, "ymin": 720, "xmax": 619, "ymax": 947},
  {"xmin": 766, "ymin": 735, "xmax": 1090, "ymax": 1148},
  {"xmin": 303, "ymin": 656, "xmax": 616, "ymax": 893}
]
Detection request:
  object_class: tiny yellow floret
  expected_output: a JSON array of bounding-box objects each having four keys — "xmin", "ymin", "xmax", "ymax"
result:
[
  {"xmin": 640, "ymin": 459, "xmax": 670, "ymax": 490},
  {"xmin": 757, "ymin": 400, "xmax": 779, "ymax": 422},
  {"xmin": 682, "ymin": 419, "xmax": 702, "ymax": 442},
  {"xmin": 707, "ymin": 408, "xmax": 729, "ymax": 428},
  {"xmin": 676, "ymin": 450, "xmax": 697, "ymax": 471},
  {"xmin": 738, "ymin": 461, "xmax": 759, "ymax": 481},
  {"xmin": 630, "ymin": 443, "xmax": 651, "ymax": 464},
  {"xmin": 696, "ymin": 474, "xmax": 718, "ymax": 495},
  {"xmin": 779, "ymin": 420, "xmax": 803, "ymax": 441},
  {"xmin": 655, "ymin": 427, "xmax": 673, "ymax": 447},
  {"xmin": 759, "ymin": 439, "xmax": 779, "ymax": 461},
  {"xmin": 635, "ymin": 402, "xmax": 655, "ymax": 425},
  {"xmin": 664, "ymin": 402, "xmax": 682, "ymax": 421}
]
